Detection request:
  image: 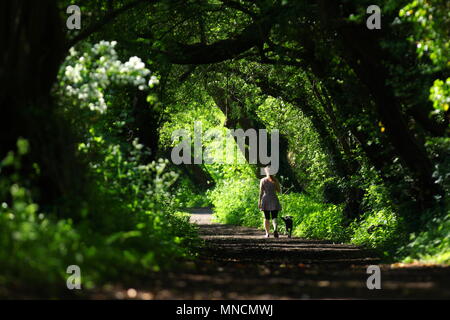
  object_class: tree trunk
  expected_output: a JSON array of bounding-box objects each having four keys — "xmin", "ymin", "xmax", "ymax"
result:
[
  {"xmin": 208, "ymin": 85, "xmax": 304, "ymax": 192},
  {"xmin": 0, "ymin": 1, "xmax": 86, "ymax": 217},
  {"xmin": 318, "ymin": 0, "xmax": 443, "ymax": 211},
  {"xmin": 131, "ymin": 90, "xmax": 161, "ymax": 161}
]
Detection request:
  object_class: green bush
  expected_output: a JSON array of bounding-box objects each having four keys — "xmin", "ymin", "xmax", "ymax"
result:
[
  {"xmin": 349, "ymin": 184, "xmax": 406, "ymax": 256},
  {"xmin": 350, "ymin": 208, "xmax": 405, "ymax": 254},
  {"xmin": 172, "ymin": 177, "xmax": 211, "ymax": 208},
  {"xmin": 208, "ymin": 172, "xmax": 449, "ymax": 265},
  {"xmin": 208, "ymin": 177, "xmax": 260, "ymax": 225},
  {"xmin": 399, "ymin": 210, "xmax": 450, "ymax": 264},
  {"xmin": 209, "ymin": 177, "xmax": 348, "ymax": 242},
  {"xmin": 0, "ymin": 139, "xmax": 200, "ymax": 295},
  {"xmin": 280, "ymin": 193, "xmax": 348, "ymax": 242}
]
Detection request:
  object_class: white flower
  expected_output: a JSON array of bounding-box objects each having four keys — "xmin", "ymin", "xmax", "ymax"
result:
[
  {"xmin": 148, "ymin": 75, "xmax": 159, "ymax": 87},
  {"xmin": 132, "ymin": 139, "xmax": 144, "ymax": 150},
  {"xmin": 60, "ymin": 41, "xmax": 152, "ymax": 114},
  {"xmin": 69, "ymin": 47, "xmax": 77, "ymax": 56}
]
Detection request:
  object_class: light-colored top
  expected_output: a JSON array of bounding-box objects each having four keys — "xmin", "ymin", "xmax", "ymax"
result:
[{"xmin": 259, "ymin": 177, "xmax": 282, "ymax": 211}]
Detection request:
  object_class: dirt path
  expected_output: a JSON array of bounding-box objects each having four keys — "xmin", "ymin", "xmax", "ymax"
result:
[{"xmin": 96, "ymin": 208, "xmax": 450, "ymax": 299}]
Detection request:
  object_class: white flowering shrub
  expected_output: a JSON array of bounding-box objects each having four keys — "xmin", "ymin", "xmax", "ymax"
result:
[
  {"xmin": 58, "ymin": 41, "xmax": 158, "ymax": 113},
  {"xmin": 81, "ymin": 135, "xmax": 179, "ymax": 211}
]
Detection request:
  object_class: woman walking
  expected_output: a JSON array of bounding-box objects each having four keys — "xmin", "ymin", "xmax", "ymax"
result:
[{"xmin": 258, "ymin": 167, "xmax": 282, "ymax": 238}]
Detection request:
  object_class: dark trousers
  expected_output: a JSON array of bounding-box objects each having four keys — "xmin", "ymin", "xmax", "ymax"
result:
[{"xmin": 263, "ymin": 210, "xmax": 279, "ymax": 220}]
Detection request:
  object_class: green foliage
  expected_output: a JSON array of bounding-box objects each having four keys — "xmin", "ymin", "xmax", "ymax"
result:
[
  {"xmin": 257, "ymin": 97, "xmax": 333, "ymax": 197},
  {"xmin": 208, "ymin": 177, "xmax": 260, "ymax": 225},
  {"xmin": 209, "ymin": 177, "xmax": 348, "ymax": 242},
  {"xmin": 0, "ymin": 143, "xmax": 83, "ymax": 289},
  {"xmin": 0, "ymin": 138, "xmax": 200, "ymax": 294},
  {"xmin": 350, "ymin": 209, "xmax": 405, "ymax": 254},
  {"xmin": 399, "ymin": 210, "xmax": 450, "ymax": 264},
  {"xmin": 399, "ymin": 0, "xmax": 450, "ymax": 115},
  {"xmin": 173, "ymin": 177, "xmax": 211, "ymax": 208},
  {"xmin": 281, "ymin": 193, "xmax": 348, "ymax": 242},
  {"xmin": 426, "ymin": 137, "xmax": 450, "ymax": 198},
  {"xmin": 0, "ymin": 41, "xmax": 203, "ymax": 294},
  {"xmin": 429, "ymin": 78, "xmax": 450, "ymax": 112},
  {"xmin": 399, "ymin": 0, "xmax": 450, "ymax": 68},
  {"xmin": 4, "ymin": 1, "xmax": 450, "ymax": 300},
  {"xmin": 349, "ymin": 183, "xmax": 405, "ymax": 256}
]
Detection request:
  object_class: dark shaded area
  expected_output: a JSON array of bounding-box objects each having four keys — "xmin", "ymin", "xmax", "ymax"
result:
[{"xmin": 90, "ymin": 212, "xmax": 450, "ymax": 300}]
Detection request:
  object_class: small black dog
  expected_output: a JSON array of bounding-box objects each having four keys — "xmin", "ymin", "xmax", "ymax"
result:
[{"xmin": 280, "ymin": 216, "xmax": 293, "ymax": 238}]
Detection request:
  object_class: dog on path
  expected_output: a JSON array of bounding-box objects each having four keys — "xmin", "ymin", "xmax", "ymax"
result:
[{"xmin": 280, "ymin": 216, "xmax": 293, "ymax": 238}]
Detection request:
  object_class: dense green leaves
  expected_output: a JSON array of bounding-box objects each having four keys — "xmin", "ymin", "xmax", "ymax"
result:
[{"xmin": 1, "ymin": 0, "xmax": 449, "ymax": 296}]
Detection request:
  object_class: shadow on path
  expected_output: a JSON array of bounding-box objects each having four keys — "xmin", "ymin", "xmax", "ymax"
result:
[{"xmin": 96, "ymin": 208, "xmax": 450, "ymax": 299}]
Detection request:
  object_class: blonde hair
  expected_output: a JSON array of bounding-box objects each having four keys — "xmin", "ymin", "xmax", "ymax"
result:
[{"xmin": 264, "ymin": 166, "xmax": 281, "ymax": 193}]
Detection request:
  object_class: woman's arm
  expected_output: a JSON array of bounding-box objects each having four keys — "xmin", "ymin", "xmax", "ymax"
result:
[
  {"xmin": 258, "ymin": 179, "xmax": 264, "ymax": 208},
  {"xmin": 274, "ymin": 177, "xmax": 281, "ymax": 193}
]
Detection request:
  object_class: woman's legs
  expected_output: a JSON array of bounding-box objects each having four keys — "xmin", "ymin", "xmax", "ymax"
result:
[
  {"xmin": 264, "ymin": 219, "xmax": 270, "ymax": 237},
  {"xmin": 263, "ymin": 211, "xmax": 279, "ymax": 237},
  {"xmin": 263, "ymin": 211, "xmax": 271, "ymax": 236},
  {"xmin": 272, "ymin": 211, "xmax": 279, "ymax": 238}
]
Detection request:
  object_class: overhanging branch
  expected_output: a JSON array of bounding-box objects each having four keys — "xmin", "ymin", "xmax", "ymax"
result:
[
  {"xmin": 66, "ymin": 0, "xmax": 152, "ymax": 49},
  {"xmin": 162, "ymin": 17, "xmax": 274, "ymax": 65}
]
